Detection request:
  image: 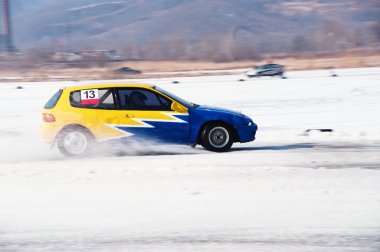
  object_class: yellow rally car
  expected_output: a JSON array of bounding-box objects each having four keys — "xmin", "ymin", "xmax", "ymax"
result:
[{"xmin": 41, "ymin": 83, "xmax": 257, "ymax": 156}]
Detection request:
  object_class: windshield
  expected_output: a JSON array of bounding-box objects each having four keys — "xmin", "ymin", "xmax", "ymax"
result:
[{"xmin": 153, "ymin": 86, "xmax": 194, "ymax": 108}]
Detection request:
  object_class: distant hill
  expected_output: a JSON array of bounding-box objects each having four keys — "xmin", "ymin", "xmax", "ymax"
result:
[{"xmin": 10, "ymin": 0, "xmax": 380, "ymax": 60}]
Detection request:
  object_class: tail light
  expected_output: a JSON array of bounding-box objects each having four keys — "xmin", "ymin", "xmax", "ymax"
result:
[{"xmin": 43, "ymin": 113, "xmax": 56, "ymax": 122}]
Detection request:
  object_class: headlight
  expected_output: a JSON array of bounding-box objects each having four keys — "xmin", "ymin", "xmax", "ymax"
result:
[{"xmin": 234, "ymin": 115, "xmax": 252, "ymax": 125}]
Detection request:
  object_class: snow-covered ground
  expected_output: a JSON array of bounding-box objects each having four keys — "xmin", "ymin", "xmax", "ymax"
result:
[{"xmin": 0, "ymin": 68, "xmax": 379, "ymax": 251}]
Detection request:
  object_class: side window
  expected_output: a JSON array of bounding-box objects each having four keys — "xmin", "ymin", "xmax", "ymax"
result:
[
  {"xmin": 116, "ymin": 88, "xmax": 172, "ymax": 111},
  {"xmin": 98, "ymin": 89, "xmax": 115, "ymax": 109},
  {"xmin": 70, "ymin": 89, "xmax": 115, "ymax": 109}
]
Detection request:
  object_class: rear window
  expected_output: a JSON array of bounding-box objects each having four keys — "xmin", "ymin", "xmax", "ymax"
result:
[{"xmin": 44, "ymin": 89, "xmax": 63, "ymax": 109}]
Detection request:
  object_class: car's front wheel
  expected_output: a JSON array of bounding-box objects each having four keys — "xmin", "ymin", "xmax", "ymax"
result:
[
  {"xmin": 201, "ymin": 122, "xmax": 234, "ymax": 152},
  {"xmin": 57, "ymin": 126, "xmax": 94, "ymax": 157}
]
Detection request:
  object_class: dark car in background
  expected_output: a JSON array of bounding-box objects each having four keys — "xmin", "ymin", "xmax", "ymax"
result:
[
  {"xmin": 115, "ymin": 67, "xmax": 142, "ymax": 75},
  {"xmin": 246, "ymin": 64, "xmax": 285, "ymax": 78}
]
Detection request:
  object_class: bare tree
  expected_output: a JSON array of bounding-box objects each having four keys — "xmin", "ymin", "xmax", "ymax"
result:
[
  {"xmin": 313, "ymin": 20, "xmax": 347, "ymax": 51},
  {"xmin": 292, "ymin": 35, "xmax": 309, "ymax": 52},
  {"xmin": 24, "ymin": 48, "xmax": 50, "ymax": 64},
  {"xmin": 349, "ymin": 29, "xmax": 365, "ymax": 47},
  {"xmin": 372, "ymin": 20, "xmax": 380, "ymax": 42}
]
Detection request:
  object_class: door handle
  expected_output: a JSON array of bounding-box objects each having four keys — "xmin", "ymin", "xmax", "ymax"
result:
[{"xmin": 126, "ymin": 114, "xmax": 135, "ymax": 118}]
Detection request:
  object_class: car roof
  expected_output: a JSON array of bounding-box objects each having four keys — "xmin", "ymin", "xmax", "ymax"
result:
[
  {"xmin": 63, "ymin": 83, "xmax": 154, "ymax": 91},
  {"xmin": 265, "ymin": 64, "xmax": 282, "ymax": 67}
]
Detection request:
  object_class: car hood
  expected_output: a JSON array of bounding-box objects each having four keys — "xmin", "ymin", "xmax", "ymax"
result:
[
  {"xmin": 189, "ymin": 104, "xmax": 254, "ymax": 128},
  {"xmin": 194, "ymin": 105, "xmax": 243, "ymax": 116}
]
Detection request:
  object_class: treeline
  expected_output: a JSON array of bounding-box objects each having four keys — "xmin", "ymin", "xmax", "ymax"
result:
[
  {"xmin": 115, "ymin": 20, "xmax": 380, "ymax": 61},
  {"xmin": 4, "ymin": 20, "xmax": 380, "ymax": 63},
  {"xmin": 290, "ymin": 20, "xmax": 380, "ymax": 53}
]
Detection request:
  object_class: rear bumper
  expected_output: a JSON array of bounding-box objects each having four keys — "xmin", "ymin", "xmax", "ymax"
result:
[
  {"xmin": 236, "ymin": 123, "xmax": 258, "ymax": 143},
  {"xmin": 40, "ymin": 123, "xmax": 61, "ymax": 144}
]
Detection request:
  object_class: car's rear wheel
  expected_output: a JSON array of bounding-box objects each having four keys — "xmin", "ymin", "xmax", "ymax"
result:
[
  {"xmin": 57, "ymin": 126, "xmax": 94, "ymax": 157},
  {"xmin": 201, "ymin": 122, "xmax": 234, "ymax": 152}
]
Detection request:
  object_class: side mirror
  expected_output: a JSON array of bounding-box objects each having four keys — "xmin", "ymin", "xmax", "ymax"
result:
[{"xmin": 171, "ymin": 101, "xmax": 187, "ymax": 113}]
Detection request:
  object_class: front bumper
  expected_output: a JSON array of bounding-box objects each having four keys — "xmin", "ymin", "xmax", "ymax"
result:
[{"xmin": 236, "ymin": 123, "xmax": 258, "ymax": 143}]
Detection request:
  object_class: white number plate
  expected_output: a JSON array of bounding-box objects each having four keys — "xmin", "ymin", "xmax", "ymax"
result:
[{"xmin": 81, "ymin": 89, "xmax": 99, "ymax": 105}]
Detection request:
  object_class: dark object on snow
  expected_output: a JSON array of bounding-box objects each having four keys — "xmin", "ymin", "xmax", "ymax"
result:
[
  {"xmin": 115, "ymin": 67, "xmax": 142, "ymax": 74},
  {"xmin": 328, "ymin": 66, "xmax": 338, "ymax": 77},
  {"xmin": 305, "ymin": 129, "xmax": 333, "ymax": 133},
  {"xmin": 246, "ymin": 64, "xmax": 284, "ymax": 78},
  {"xmin": 304, "ymin": 129, "xmax": 334, "ymax": 136},
  {"xmin": 16, "ymin": 86, "xmax": 23, "ymax": 89},
  {"xmin": 172, "ymin": 81, "xmax": 180, "ymax": 84},
  {"xmin": 238, "ymin": 79, "xmax": 245, "ymax": 82}
]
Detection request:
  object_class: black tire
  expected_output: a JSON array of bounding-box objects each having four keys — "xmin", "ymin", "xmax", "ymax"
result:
[
  {"xmin": 57, "ymin": 126, "xmax": 94, "ymax": 157},
  {"xmin": 200, "ymin": 122, "xmax": 234, "ymax": 152}
]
